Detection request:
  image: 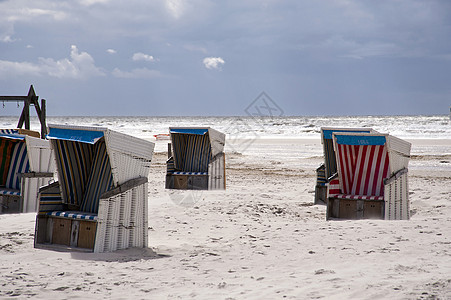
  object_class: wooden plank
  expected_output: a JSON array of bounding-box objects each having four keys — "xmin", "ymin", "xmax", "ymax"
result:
[
  {"xmin": 0, "ymin": 96, "xmax": 29, "ymax": 101},
  {"xmin": 77, "ymin": 221, "xmax": 97, "ymax": 249},
  {"xmin": 100, "ymin": 177, "xmax": 147, "ymax": 199},
  {"xmin": 52, "ymin": 218, "xmax": 72, "ymax": 246}
]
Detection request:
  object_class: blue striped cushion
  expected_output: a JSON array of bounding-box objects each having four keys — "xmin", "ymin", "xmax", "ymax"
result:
[
  {"xmin": 80, "ymin": 141, "xmax": 113, "ymax": 214},
  {"xmin": 53, "ymin": 140, "xmax": 93, "ymax": 206},
  {"xmin": 0, "ymin": 129, "xmax": 19, "ymax": 135},
  {"xmin": 46, "ymin": 211, "xmax": 98, "ymax": 221},
  {"xmin": 0, "ymin": 188, "xmax": 20, "ymax": 196},
  {"xmin": 173, "ymin": 171, "xmax": 208, "ymax": 175},
  {"xmin": 5, "ymin": 141, "xmax": 29, "ymax": 190}
]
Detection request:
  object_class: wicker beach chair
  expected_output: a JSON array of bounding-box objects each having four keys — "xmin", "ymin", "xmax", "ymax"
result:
[
  {"xmin": 0, "ymin": 129, "xmax": 54, "ymax": 213},
  {"xmin": 326, "ymin": 132, "xmax": 411, "ymax": 220},
  {"xmin": 34, "ymin": 125, "xmax": 155, "ymax": 252},
  {"xmin": 315, "ymin": 127, "xmax": 375, "ymax": 205},
  {"xmin": 166, "ymin": 127, "xmax": 226, "ymax": 190}
]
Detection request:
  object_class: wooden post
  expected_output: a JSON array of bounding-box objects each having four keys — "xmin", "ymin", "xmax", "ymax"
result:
[
  {"xmin": 40, "ymin": 99, "xmax": 47, "ymax": 138},
  {"xmin": 168, "ymin": 143, "xmax": 172, "ymax": 158}
]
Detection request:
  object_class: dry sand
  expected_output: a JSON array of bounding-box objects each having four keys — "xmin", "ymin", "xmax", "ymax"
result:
[{"xmin": 0, "ymin": 138, "xmax": 450, "ymax": 299}]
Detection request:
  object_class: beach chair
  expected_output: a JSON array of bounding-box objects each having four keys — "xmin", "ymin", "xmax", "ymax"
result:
[
  {"xmin": 34, "ymin": 125, "xmax": 155, "ymax": 252},
  {"xmin": 327, "ymin": 132, "xmax": 411, "ymax": 220},
  {"xmin": 0, "ymin": 129, "xmax": 54, "ymax": 213},
  {"xmin": 166, "ymin": 127, "xmax": 226, "ymax": 190},
  {"xmin": 315, "ymin": 127, "xmax": 375, "ymax": 205}
]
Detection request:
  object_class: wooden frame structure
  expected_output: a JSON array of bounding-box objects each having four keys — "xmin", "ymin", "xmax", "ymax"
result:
[{"xmin": 0, "ymin": 85, "xmax": 47, "ymax": 139}]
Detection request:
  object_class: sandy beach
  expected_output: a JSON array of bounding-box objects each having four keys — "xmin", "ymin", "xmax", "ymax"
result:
[{"xmin": 0, "ymin": 138, "xmax": 450, "ymax": 299}]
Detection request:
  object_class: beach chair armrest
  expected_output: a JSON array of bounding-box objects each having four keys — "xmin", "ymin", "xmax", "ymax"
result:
[
  {"xmin": 384, "ymin": 168, "xmax": 408, "ymax": 186},
  {"xmin": 19, "ymin": 172, "xmax": 54, "ymax": 178},
  {"xmin": 327, "ymin": 172, "xmax": 338, "ymax": 182},
  {"xmin": 100, "ymin": 177, "xmax": 147, "ymax": 199}
]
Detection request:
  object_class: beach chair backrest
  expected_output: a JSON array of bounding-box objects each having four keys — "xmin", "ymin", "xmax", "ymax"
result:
[
  {"xmin": 321, "ymin": 128, "xmax": 374, "ymax": 179},
  {"xmin": 5, "ymin": 140, "xmax": 29, "ymax": 190},
  {"xmin": 170, "ymin": 128, "xmax": 212, "ymax": 173},
  {"xmin": 80, "ymin": 140, "xmax": 113, "ymax": 213},
  {"xmin": 52, "ymin": 139, "xmax": 94, "ymax": 207},
  {"xmin": 0, "ymin": 138, "xmax": 15, "ymax": 186},
  {"xmin": 333, "ymin": 133, "xmax": 390, "ymax": 197}
]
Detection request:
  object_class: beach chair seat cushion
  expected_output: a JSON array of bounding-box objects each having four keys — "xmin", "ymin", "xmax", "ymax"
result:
[
  {"xmin": 46, "ymin": 211, "xmax": 98, "ymax": 221},
  {"xmin": 0, "ymin": 188, "xmax": 21, "ymax": 196},
  {"xmin": 334, "ymin": 194, "xmax": 384, "ymax": 201},
  {"xmin": 173, "ymin": 171, "xmax": 208, "ymax": 175}
]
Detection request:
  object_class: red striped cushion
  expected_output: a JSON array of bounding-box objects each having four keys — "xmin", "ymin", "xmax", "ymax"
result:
[{"xmin": 335, "ymin": 194, "xmax": 384, "ymax": 201}]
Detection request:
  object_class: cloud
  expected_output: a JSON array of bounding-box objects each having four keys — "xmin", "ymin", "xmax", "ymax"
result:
[
  {"xmin": 1, "ymin": 35, "xmax": 15, "ymax": 43},
  {"xmin": 7, "ymin": 8, "xmax": 67, "ymax": 22},
  {"xmin": 132, "ymin": 52, "xmax": 156, "ymax": 62},
  {"xmin": 166, "ymin": 0, "xmax": 184, "ymax": 19},
  {"xmin": 203, "ymin": 57, "xmax": 225, "ymax": 70},
  {"xmin": 0, "ymin": 45, "xmax": 105, "ymax": 79},
  {"xmin": 107, "ymin": 49, "xmax": 117, "ymax": 54},
  {"xmin": 112, "ymin": 67, "xmax": 161, "ymax": 79},
  {"xmin": 79, "ymin": 0, "xmax": 110, "ymax": 6}
]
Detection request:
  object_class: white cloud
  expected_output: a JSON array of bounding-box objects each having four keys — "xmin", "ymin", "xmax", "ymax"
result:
[
  {"xmin": 107, "ymin": 49, "xmax": 117, "ymax": 54},
  {"xmin": 112, "ymin": 67, "xmax": 161, "ymax": 79},
  {"xmin": 132, "ymin": 52, "xmax": 155, "ymax": 62},
  {"xmin": 79, "ymin": 0, "xmax": 110, "ymax": 6},
  {"xmin": 0, "ymin": 45, "xmax": 105, "ymax": 79},
  {"xmin": 166, "ymin": 0, "xmax": 184, "ymax": 19},
  {"xmin": 203, "ymin": 57, "xmax": 225, "ymax": 70},
  {"xmin": 7, "ymin": 8, "xmax": 67, "ymax": 22},
  {"xmin": 1, "ymin": 35, "xmax": 15, "ymax": 43},
  {"xmin": 0, "ymin": 60, "xmax": 41, "ymax": 77}
]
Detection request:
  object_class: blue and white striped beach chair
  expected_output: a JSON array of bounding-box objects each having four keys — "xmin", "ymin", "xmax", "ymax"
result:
[
  {"xmin": 0, "ymin": 129, "xmax": 54, "ymax": 213},
  {"xmin": 34, "ymin": 124, "xmax": 155, "ymax": 253},
  {"xmin": 166, "ymin": 127, "xmax": 226, "ymax": 190}
]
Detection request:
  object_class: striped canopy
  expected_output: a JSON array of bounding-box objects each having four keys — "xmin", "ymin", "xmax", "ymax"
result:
[{"xmin": 320, "ymin": 127, "xmax": 374, "ymax": 179}]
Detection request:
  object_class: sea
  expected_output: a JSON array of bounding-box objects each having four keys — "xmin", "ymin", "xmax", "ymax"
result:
[{"xmin": 1, "ymin": 115, "xmax": 450, "ymax": 171}]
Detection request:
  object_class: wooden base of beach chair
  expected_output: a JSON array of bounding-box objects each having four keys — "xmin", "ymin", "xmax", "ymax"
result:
[
  {"xmin": 314, "ymin": 185, "xmax": 327, "ymax": 205},
  {"xmin": 0, "ymin": 195, "xmax": 21, "ymax": 213},
  {"xmin": 327, "ymin": 198, "xmax": 384, "ymax": 220},
  {"xmin": 168, "ymin": 174, "xmax": 209, "ymax": 190},
  {"xmin": 35, "ymin": 215, "xmax": 97, "ymax": 251}
]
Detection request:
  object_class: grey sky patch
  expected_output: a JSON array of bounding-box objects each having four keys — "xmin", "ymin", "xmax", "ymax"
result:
[{"xmin": 0, "ymin": 0, "xmax": 450, "ymax": 116}]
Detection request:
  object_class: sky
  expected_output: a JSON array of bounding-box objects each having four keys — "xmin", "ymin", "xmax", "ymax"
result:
[{"xmin": 0, "ymin": 0, "xmax": 450, "ymax": 116}]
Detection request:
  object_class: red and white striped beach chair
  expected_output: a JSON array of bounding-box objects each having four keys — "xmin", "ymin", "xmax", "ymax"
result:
[
  {"xmin": 315, "ymin": 127, "xmax": 375, "ymax": 205},
  {"xmin": 327, "ymin": 132, "xmax": 411, "ymax": 220}
]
